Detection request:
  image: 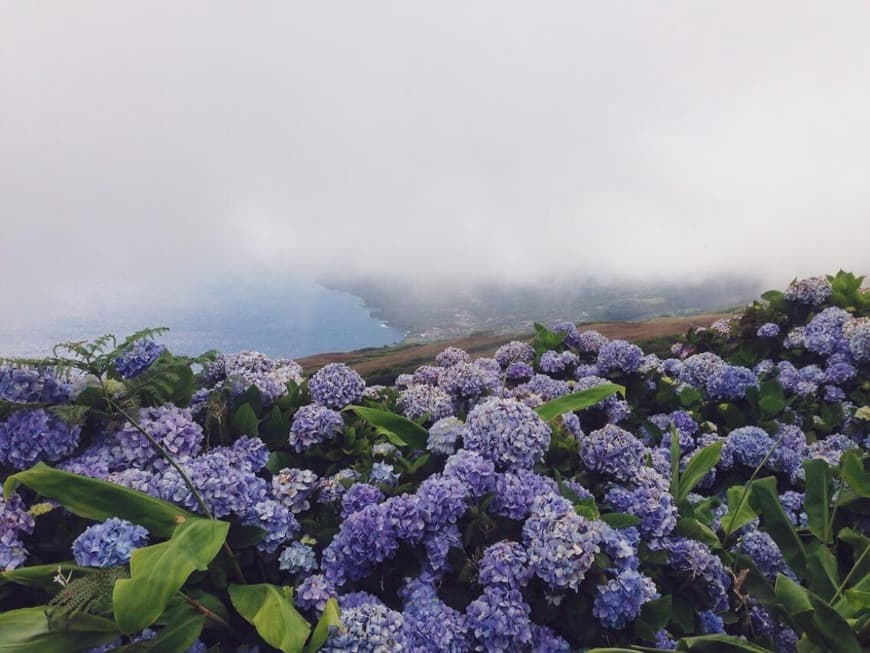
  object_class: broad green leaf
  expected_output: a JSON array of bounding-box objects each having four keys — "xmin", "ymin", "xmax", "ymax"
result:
[
  {"xmin": 758, "ymin": 380, "xmax": 786, "ymax": 418},
  {"xmin": 599, "ymin": 512, "xmax": 641, "ymax": 529},
  {"xmin": 833, "ymin": 528, "xmax": 870, "ymax": 616},
  {"xmin": 775, "ymin": 574, "xmax": 813, "ymax": 618},
  {"xmin": 805, "ymin": 546, "xmax": 839, "ymax": 600},
  {"xmin": 679, "ymin": 385, "xmax": 703, "ymax": 410},
  {"xmin": 0, "ymin": 607, "xmax": 119, "ymax": 652},
  {"xmin": 634, "ymin": 595, "xmax": 671, "ymax": 641},
  {"xmin": 675, "ymin": 518, "xmax": 720, "ymax": 549},
  {"xmin": 4, "ymin": 463, "xmax": 195, "ymax": 538},
  {"xmin": 749, "ymin": 477, "xmax": 807, "ymax": 577},
  {"xmin": 231, "ymin": 402, "xmax": 260, "ymax": 438},
  {"xmin": 677, "ymin": 441, "xmax": 722, "ymax": 501},
  {"xmin": 679, "ymin": 634, "xmax": 774, "ymax": 652},
  {"xmin": 113, "ymin": 519, "xmax": 229, "ymax": 634},
  {"xmin": 720, "ymin": 486, "xmax": 757, "ymax": 536},
  {"xmin": 840, "ymin": 451, "xmax": 870, "ymax": 498},
  {"xmin": 115, "ymin": 602, "xmax": 204, "ymax": 652},
  {"xmin": 775, "ymin": 575, "xmax": 863, "ymax": 653},
  {"xmin": 229, "ymin": 583, "xmax": 312, "ymax": 653},
  {"xmin": 844, "ymin": 589, "xmax": 870, "ymax": 610},
  {"xmin": 304, "ymin": 598, "xmax": 342, "ymax": 653},
  {"xmin": 803, "ymin": 459, "xmax": 834, "ymax": 543},
  {"xmin": 0, "ymin": 562, "xmax": 93, "ymax": 592},
  {"xmin": 343, "ymin": 405, "xmax": 428, "ymax": 451},
  {"xmin": 535, "ymin": 383, "xmax": 625, "ymax": 422}
]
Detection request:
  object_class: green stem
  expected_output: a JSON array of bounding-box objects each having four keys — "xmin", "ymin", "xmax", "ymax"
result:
[
  {"xmin": 832, "ymin": 541, "xmax": 870, "ymax": 603},
  {"xmin": 180, "ymin": 591, "xmax": 244, "ymax": 641}
]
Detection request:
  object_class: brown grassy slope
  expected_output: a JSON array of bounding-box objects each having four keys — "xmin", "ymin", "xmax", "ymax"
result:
[{"xmin": 296, "ymin": 312, "xmax": 733, "ymax": 384}]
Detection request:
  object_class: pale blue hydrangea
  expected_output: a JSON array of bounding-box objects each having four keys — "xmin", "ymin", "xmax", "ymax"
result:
[
  {"xmin": 0, "ymin": 364, "xmax": 72, "ymax": 404},
  {"xmin": 272, "ymin": 468, "xmax": 320, "ymax": 513},
  {"xmin": 784, "ymin": 276, "xmax": 831, "ymax": 305},
  {"xmin": 427, "ymin": 416, "xmax": 464, "ymax": 455},
  {"xmin": 279, "ymin": 542, "xmax": 318, "ymax": 574},
  {"xmin": 72, "ymin": 518, "xmax": 149, "ymax": 567},
  {"xmin": 442, "ymin": 449, "xmax": 497, "ymax": 498},
  {"xmin": 737, "ymin": 529, "xmax": 797, "ymax": 583},
  {"xmin": 399, "ymin": 384, "xmax": 454, "ymax": 422},
  {"xmin": 705, "ymin": 365, "xmax": 758, "ymax": 400},
  {"xmin": 756, "ymin": 323, "xmax": 781, "ymax": 338},
  {"xmin": 308, "ymin": 363, "xmax": 365, "ymax": 409},
  {"xmin": 478, "ymin": 540, "xmax": 531, "ymax": 589},
  {"xmin": 296, "ymin": 574, "xmax": 336, "ymax": 612},
  {"xmin": 465, "ymin": 587, "xmax": 533, "ymax": 653},
  {"xmin": 579, "ymin": 424, "xmax": 645, "ymax": 481},
  {"xmin": 114, "ymin": 339, "xmax": 166, "ymax": 378},
  {"xmin": 593, "ymin": 570, "xmax": 659, "ymax": 629},
  {"xmin": 494, "ymin": 341, "xmax": 535, "ymax": 368},
  {"xmin": 663, "ymin": 537, "xmax": 730, "ymax": 611},
  {"xmin": 242, "ymin": 498, "xmax": 300, "ymax": 554},
  {"xmin": 439, "ymin": 362, "xmax": 498, "ymax": 399},
  {"xmin": 435, "ymin": 346, "xmax": 471, "ymax": 368},
  {"xmin": 321, "ymin": 602, "xmax": 407, "ymax": 652},
  {"xmin": 0, "ymin": 493, "xmax": 35, "ymax": 571},
  {"xmin": 597, "ymin": 340, "xmax": 643, "ymax": 374},
  {"xmin": 341, "ymin": 483, "xmax": 385, "ymax": 519},
  {"xmin": 463, "ymin": 398, "xmax": 551, "ymax": 470},
  {"xmin": 412, "ymin": 365, "xmax": 443, "ymax": 386},
  {"xmin": 605, "ymin": 468, "xmax": 677, "ymax": 543},
  {"xmin": 578, "ymin": 329, "xmax": 608, "ymax": 353},
  {"xmin": 370, "ymin": 462, "xmax": 400, "ymax": 486},
  {"xmin": 289, "ymin": 404, "xmax": 344, "ymax": 452},
  {"xmin": 805, "ymin": 307, "xmax": 851, "ymax": 356},
  {"xmin": 505, "ymin": 361, "xmax": 534, "ymax": 382}
]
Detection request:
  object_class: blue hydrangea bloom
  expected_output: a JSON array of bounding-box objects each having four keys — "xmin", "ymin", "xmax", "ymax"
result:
[
  {"xmin": 206, "ymin": 351, "xmax": 303, "ymax": 404},
  {"xmin": 370, "ymin": 462, "xmax": 400, "ymax": 487},
  {"xmin": 597, "ymin": 340, "xmax": 644, "ymax": 374},
  {"xmin": 321, "ymin": 504, "xmax": 399, "ymax": 584},
  {"xmin": 435, "ymin": 346, "xmax": 471, "ymax": 368},
  {"xmin": 705, "ymin": 365, "xmax": 758, "ymax": 400},
  {"xmin": 113, "ymin": 405, "xmax": 202, "ymax": 469},
  {"xmin": 289, "ymin": 404, "xmax": 344, "ymax": 452},
  {"xmin": 412, "ymin": 365, "xmax": 444, "ymax": 386},
  {"xmin": 578, "ymin": 329, "xmax": 608, "ymax": 353},
  {"xmin": 663, "ymin": 537, "xmax": 730, "ymax": 611},
  {"xmin": 681, "ymin": 352, "xmax": 727, "ymax": 388},
  {"xmin": 443, "ymin": 449, "xmax": 497, "ymax": 498},
  {"xmin": 494, "ymin": 341, "xmax": 535, "ymax": 368},
  {"xmin": 756, "ymin": 323, "xmax": 781, "ymax": 338},
  {"xmin": 341, "ymin": 483, "xmax": 385, "ymax": 519},
  {"xmin": 279, "ymin": 541, "xmax": 318, "ymax": 574},
  {"xmin": 698, "ymin": 610, "xmax": 725, "ymax": 634},
  {"xmin": 579, "ymin": 424, "xmax": 646, "ymax": 481},
  {"xmin": 550, "ymin": 322, "xmax": 581, "ymax": 348},
  {"xmin": 382, "ymin": 494, "xmax": 426, "ymax": 543},
  {"xmin": 605, "ymin": 468, "xmax": 677, "ymax": 543},
  {"xmin": 0, "ymin": 493, "xmax": 35, "ymax": 571},
  {"xmin": 416, "ymin": 475, "xmax": 469, "ymax": 529},
  {"xmin": 478, "ymin": 540, "xmax": 531, "ymax": 589},
  {"xmin": 737, "ymin": 530, "xmax": 797, "ymax": 583},
  {"xmin": 0, "ymin": 409, "xmax": 81, "ymax": 470},
  {"xmin": 295, "ymin": 574, "xmax": 336, "ymax": 612},
  {"xmin": 427, "ymin": 416, "xmax": 464, "ymax": 455},
  {"xmin": 321, "ymin": 602, "xmax": 406, "ymax": 652},
  {"xmin": 308, "ymin": 363, "xmax": 365, "ymax": 409},
  {"xmin": 463, "ymin": 398, "xmax": 551, "ymax": 471},
  {"xmin": 785, "ymin": 276, "xmax": 831, "ymax": 305},
  {"xmin": 242, "ymin": 498, "xmax": 300, "ymax": 554},
  {"xmin": 438, "ymin": 362, "xmax": 498, "ymax": 399},
  {"xmin": 489, "ymin": 470, "xmax": 557, "ymax": 521},
  {"xmin": 593, "ymin": 570, "xmax": 659, "ymax": 629},
  {"xmin": 722, "ymin": 426, "xmax": 777, "ymax": 470},
  {"xmin": 505, "ymin": 361, "xmax": 534, "ymax": 382},
  {"xmin": 805, "ymin": 307, "xmax": 851, "ymax": 356},
  {"xmin": 530, "ymin": 624, "xmax": 572, "ymax": 653},
  {"xmin": 465, "ymin": 587, "xmax": 533, "ymax": 653},
  {"xmin": 807, "ymin": 433, "xmax": 859, "ymax": 465},
  {"xmin": 402, "ymin": 585, "xmax": 471, "ymax": 652},
  {"xmin": 272, "ymin": 468, "xmax": 319, "ymax": 513},
  {"xmin": 847, "ymin": 319, "xmax": 870, "ymax": 362},
  {"xmin": 72, "ymin": 518, "xmax": 149, "ymax": 567},
  {"xmin": 399, "ymin": 384, "xmax": 455, "ymax": 422},
  {"xmin": 114, "ymin": 339, "xmax": 166, "ymax": 378},
  {"xmin": 520, "ymin": 374, "xmax": 570, "ymax": 401},
  {"xmin": 0, "ymin": 364, "xmax": 72, "ymax": 403}
]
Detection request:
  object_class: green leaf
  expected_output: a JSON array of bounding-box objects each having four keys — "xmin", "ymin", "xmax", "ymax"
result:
[
  {"xmin": 635, "ymin": 595, "xmax": 671, "ymax": 641},
  {"xmin": 679, "ymin": 385, "xmax": 703, "ymax": 410},
  {"xmin": 679, "ymin": 634, "xmax": 774, "ymax": 652},
  {"xmin": 229, "ymin": 583, "xmax": 312, "ymax": 653},
  {"xmin": 758, "ymin": 380, "xmax": 786, "ymax": 418},
  {"xmin": 803, "ymin": 459, "xmax": 834, "ymax": 543},
  {"xmin": 675, "ymin": 518, "xmax": 720, "ymax": 549},
  {"xmin": 677, "ymin": 441, "xmax": 722, "ymax": 502},
  {"xmin": 805, "ymin": 546, "xmax": 839, "ymax": 600},
  {"xmin": 0, "ymin": 562, "xmax": 93, "ymax": 592},
  {"xmin": 749, "ymin": 477, "xmax": 807, "ymax": 577},
  {"xmin": 599, "ymin": 512, "xmax": 641, "ymax": 529},
  {"xmin": 843, "ymin": 589, "xmax": 870, "ymax": 610},
  {"xmin": 535, "ymin": 383, "xmax": 625, "ymax": 422},
  {"xmin": 113, "ymin": 519, "xmax": 229, "ymax": 634},
  {"xmin": 840, "ymin": 451, "xmax": 870, "ymax": 498},
  {"xmin": 720, "ymin": 485, "xmax": 758, "ymax": 536},
  {"xmin": 231, "ymin": 402, "xmax": 260, "ymax": 438},
  {"xmin": 304, "ymin": 598, "xmax": 342, "ymax": 653},
  {"xmin": 775, "ymin": 575, "xmax": 863, "ymax": 653},
  {"xmin": 342, "ymin": 406, "xmax": 428, "ymax": 451},
  {"xmin": 261, "ymin": 405, "xmax": 291, "ymax": 448},
  {"xmin": 115, "ymin": 602, "xmax": 205, "ymax": 652},
  {"xmin": 3, "ymin": 463, "xmax": 195, "ymax": 538},
  {"xmin": 0, "ymin": 607, "xmax": 120, "ymax": 653}
]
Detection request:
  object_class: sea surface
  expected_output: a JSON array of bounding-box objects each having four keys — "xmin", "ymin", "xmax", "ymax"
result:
[{"xmin": 0, "ymin": 280, "xmax": 405, "ymax": 360}]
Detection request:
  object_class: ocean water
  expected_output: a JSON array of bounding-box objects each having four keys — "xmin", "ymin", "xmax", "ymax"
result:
[{"xmin": 0, "ymin": 281, "xmax": 405, "ymax": 360}]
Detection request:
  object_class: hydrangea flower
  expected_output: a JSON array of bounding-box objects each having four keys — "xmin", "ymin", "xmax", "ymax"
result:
[
  {"xmin": 0, "ymin": 364, "xmax": 72, "ymax": 403},
  {"xmin": 114, "ymin": 339, "xmax": 166, "ymax": 378},
  {"xmin": 846, "ymin": 318, "xmax": 870, "ymax": 362},
  {"xmin": 539, "ymin": 350, "xmax": 577, "ymax": 376},
  {"xmin": 462, "ymin": 398, "xmax": 551, "ymax": 470},
  {"xmin": 113, "ymin": 405, "xmax": 202, "ymax": 469},
  {"xmin": 399, "ymin": 384, "xmax": 454, "ymax": 422},
  {"xmin": 435, "ymin": 346, "xmax": 471, "ymax": 368},
  {"xmin": 550, "ymin": 322, "xmax": 581, "ymax": 348},
  {"xmin": 737, "ymin": 529, "xmax": 796, "ymax": 583},
  {"xmin": 521, "ymin": 374, "xmax": 570, "ymax": 401},
  {"xmin": 505, "ymin": 361, "xmax": 534, "ymax": 382},
  {"xmin": 402, "ymin": 584, "xmax": 471, "ymax": 652},
  {"xmin": 442, "ymin": 449, "xmax": 497, "ymax": 498},
  {"xmin": 427, "ymin": 416, "xmax": 464, "ymax": 455},
  {"xmin": 321, "ymin": 602, "xmax": 406, "ymax": 652},
  {"xmin": 784, "ymin": 276, "xmax": 831, "ymax": 305},
  {"xmin": 0, "ymin": 409, "xmax": 81, "ymax": 470},
  {"xmin": 597, "ymin": 340, "xmax": 643, "ymax": 374},
  {"xmin": 807, "ymin": 433, "xmax": 859, "ymax": 465},
  {"xmin": 439, "ymin": 362, "xmax": 498, "ymax": 399},
  {"xmin": 681, "ymin": 352, "xmax": 727, "ymax": 388},
  {"xmin": 412, "ymin": 365, "xmax": 443, "ymax": 386},
  {"xmin": 578, "ymin": 329, "xmax": 609, "ymax": 353},
  {"xmin": 465, "ymin": 587, "xmax": 533, "ymax": 653},
  {"xmin": 705, "ymin": 365, "xmax": 758, "ymax": 400},
  {"xmin": 721, "ymin": 426, "xmax": 777, "ymax": 470},
  {"xmin": 605, "ymin": 468, "xmax": 677, "ymax": 543},
  {"xmin": 288, "ymin": 404, "xmax": 344, "ymax": 452},
  {"xmin": 370, "ymin": 462, "xmax": 400, "ymax": 487},
  {"xmin": 279, "ymin": 541, "xmax": 318, "ymax": 574},
  {"xmin": 494, "ymin": 341, "xmax": 535, "ymax": 368},
  {"xmin": 805, "ymin": 307, "xmax": 851, "ymax": 356},
  {"xmin": 308, "ymin": 363, "xmax": 365, "ymax": 409},
  {"xmin": 72, "ymin": 518, "xmax": 149, "ymax": 567},
  {"xmin": 698, "ymin": 610, "xmax": 725, "ymax": 634},
  {"xmin": 0, "ymin": 493, "xmax": 35, "ymax": 571},
  {"xmin": 489, "ymin": 470, "xmax": 557, "ymax": 521},
  {"xmin": 242, "ymin": 498, "xmax": 300, "ymax": 554},
  {"xmin": 295, "ymin": 574, "xmax": 336, "ymax": 612},
  {"xmin": 663, "ymin": 537, "xmax": 730, "ymax": 611},
  {"xmin": 593, "ymin": 570, "xmax": 659, "ymax": 629},
  {"xmin": 205, "ymin": 351, "xmax": 303, "ymax": 404},
  {"xmin": 272, "ymin": 468, "xmax": 320, "ymax": 513},
  {"xmin": 579, "ymin": 424, "xmax": 646, "ymax": 481},
  {"xmin": 756, "ymin": 323, "xmax": 781, "ymax": 338},
  {"xmin": 341, "ymin": 483, "xmax": 385, "ymax": 519},
  {"xmin": 478, "ymin": 540, "xmax": 531, "ymax": 589}
]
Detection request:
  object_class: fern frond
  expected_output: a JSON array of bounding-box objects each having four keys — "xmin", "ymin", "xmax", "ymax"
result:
[{"xmin": 46, "ymin": 566, "xmax": 129, "ymax": 630}]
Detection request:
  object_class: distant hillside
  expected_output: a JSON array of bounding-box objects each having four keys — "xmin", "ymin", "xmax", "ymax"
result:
[{"xmin": 296, "ymin": 311, "xmax": 733, "ymax": 385}]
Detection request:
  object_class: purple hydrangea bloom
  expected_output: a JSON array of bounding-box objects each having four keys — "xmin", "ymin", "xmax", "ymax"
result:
[
  {"xmin": 0, "ymin": 364, "xmax": 72, "ymax": 404},
  {"xmin": 521, "ymin": 374, "xmax": 570, "ymax": 401},
  {"xmin": 272, "ymin": 468, "xmax": 319, "ymax": 513},
  {"xmin": 423, "ymin": 523, "xmax": 462, "ymax": 573},
  {"xmin": 296, "ymin": 574, "xmax": 336, "ymax": 612},
  {"xmin": 463, "ymin": 398, "xmax": 551, "ymax": 470},
  {"xmin": 417, "ymin": 475, "xmax": 469, "ymax": 529},
  {"xmin": 779, "ymin": 491, "xmax": 807, "ymax": 528},
  {"xmin": 783, "ymin": 327, "xmax": 807, "ymax": 349},
  {"xmin": 382, "ymin": 495, "xmax": 426, "ymax": 543},
  {"xmin": 427, "ymin": 416, "xmax": 464, "ymax": 455},
  {"xmin": 308, "ymin": 363, "xmax": 365, "ymax": 409},
  {"xmin": 412, "ymin": 365, "xmax": 443, "ymax": 386},
  {"xmin": 321, "ymin": 504, "xmax": 399, "ymax": 584},
  {"xmin": 681, "ymin": 352, "xmax": 727, "ymax": 388},
  {"xmin": 443, "ymin": 449, "xmax": 497, "ymax": 498},
  {"xmin": 321, "ymin": 602, "xmax": 406, "ymax": 652},
  {"xmin": 593, "ymin": 570, "xmax": 659, "ymax": 629},
  {"xmin": 824, "ymin": 385, "xmax": 846, "ymax": 402},
  {"xmin": 698, "ymin": 610, "xmax": 725, "ymax": 634},
  {"xmin": 539, "ymin": 351, "xmax": 577, "ymax": 376},
  {"xmin": 722, "ymin": 426, "xmax": 777, "ymax": 470},
  {"xmin": 206, "ymin": 351, "xmax": 303, "ymax": 404},
  {"xmin": 72, "ymin": 518, "xmax": 149, "ymax": 567},
  {"xmin": 113, "ymin": 405, "xmax": 202, "ymax": 469},
  {"xmin": 316, "ymin": 469, "xmax": 360, "ymax": 505},
  {"xmin": 341, "ymin": 483, "xmax": 385, "ymax": 519},
  {"xmin": 605, "ymin": 468, "xmax": 677, "ymax": 543},
  {"xmin": 0, "ymin": 493, "xmax": 35, "ymax": 571},
  {"xmin": 705, "ymin": 365, "xmax": 758, "ymax": 400},
  {"xmin": 805, "ymin": 307, "xmax": 852, "ymax": 356},
  {"xmin": 523, "ymin": 495, "xmax": 602, "ymax": 590},
  {"xmin": 338, "ymin": 591, "xmax": 384, "ymax": 610},
  {"xmin": 579, "ymin": 424, "xmax": 645, "ymax": 481},
  {"xmin": 597, "ymin": 524, "xmax": 640, "ymax": 572},
  {"xmin": 785, "ymin": 276, "xmax": 831, "ymax": 305},
  {"xmin": 597, "ymin": 340, "xmax": 643, "ymax": 374},
  {"xmin": 435, "ymin": 346, "xmax": 471, "ymax": 368},
  {"xmin": 399, "ymin": 384, "xmax": 455, "ymax": 422},
  {"xmin": 494, "ymin": 341, "xmax": 535, "ymax": 368},
  {"xmin": 279, "ymin": 541, "xmax": 318, "ymax": 574},
  {"xmin": 846, "ymin": 319, "xmax": 870, "ymax": 362},
  {"xmin": 807, "ymin": 433, "xmax": 859, "ymax": 466},
  {"xmin": 578, "ymin": 329, "xmax": 608, "ymax": 353},
  {"xmin": 825, "ymin": 361, "xmax": 857, "ymax": 385},
  {"xmin": 737, "ymin": 529, "xmax": 796, "ymax": 583},
  {"xmin": 439, "ymin": 362, "xmax": 498, "ymax": 399},
  {"xmin": 370, "ymin": 462, "xmax": 400, "ymax": 487},
  {"xmin": 505, "ymin": 361, "xmax": 534, "ymax": 382},
  {"xmin": 478, "ymin": 540, "xmax": 532, "ymax": 589},
  {"xmin": 755, "ymin": 359, "xmax": 776, "ymax": 376},
  {"xmin": 550, "ymin": 322, "xmax": 581, "ymax": 348},
  {"xmin": 465, "ymin": 587, "xmax": 533, "ymax": 652},
  {"xmin": 489, "ymin": 470, "xmax": 557, "ymax": 521},
  {"xmin": 756, "ymin": 323, "xmax": 781, "ymax": 338},
  {"xmin": 242, "ymin": 498, "xmax": 300, "ymax": 554},
  {"xmin": 573, "ymin": 363, "xmax": 601, "ymax": 378},
  {"xmin": 0, "ymin": 409, "xmax": 81, "ymax": 470},
  {"xmin": 289, "ymin": 404, "xmax": 344, "ymax": 452},
  {"xmin": 107, "ymin": 468, "xmax": 155, "ymax": 493},
  {"xmin": 402, "ymin": 585, "xmax": 471, "ymax": 652},
  {"xmin": 114, "ymin": 339, "xmax": 166, "ymax": 378},
  {"xmin": 530, "ymin": 625, "xmax": 572, "ymax": 653}
]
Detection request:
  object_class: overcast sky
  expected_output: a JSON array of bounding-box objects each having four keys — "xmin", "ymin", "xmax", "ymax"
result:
[{"xmin": 2, "ymin": 2, "xmax": 869, "ymax": 321}]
